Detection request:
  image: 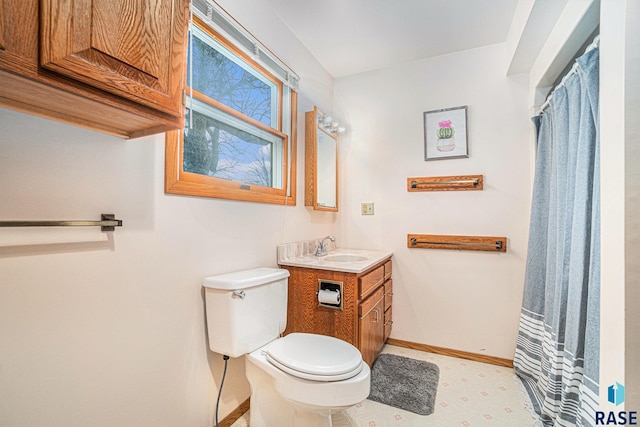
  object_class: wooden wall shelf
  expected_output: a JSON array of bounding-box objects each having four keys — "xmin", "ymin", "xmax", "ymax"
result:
[
  {"xmin": 407, "ymin": 234, "xmax": 507, "ymax": 252},
  {"xmin": 407, "ymin": 175, "xmax": 483, "ymax": 192}
]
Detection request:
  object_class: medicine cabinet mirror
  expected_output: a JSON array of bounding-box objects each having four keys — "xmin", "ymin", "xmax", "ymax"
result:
[{"xmin": 305, "ymin": 107, "xmax": 339, "ymax": 211}]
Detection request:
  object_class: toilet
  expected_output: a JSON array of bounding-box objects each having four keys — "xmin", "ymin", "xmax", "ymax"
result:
[{"xmin": 203, "ymin": 267, "xmax": 370, "ymax": 427}]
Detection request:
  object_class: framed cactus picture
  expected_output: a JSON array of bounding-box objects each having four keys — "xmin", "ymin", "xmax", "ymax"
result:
[{"xmin": 423, "ymin": 106, "xmax": 468, "ymax": 161}]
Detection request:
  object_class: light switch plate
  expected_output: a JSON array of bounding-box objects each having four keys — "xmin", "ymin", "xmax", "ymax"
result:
[{"xmin": 361, "ymin": 202, "xmax": 374, "ymax": 215}]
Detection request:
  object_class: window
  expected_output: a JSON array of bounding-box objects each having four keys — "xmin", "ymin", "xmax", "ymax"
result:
[{"xmin": 165, "ymin": 9, "xmax": 298, "ymax": 205}]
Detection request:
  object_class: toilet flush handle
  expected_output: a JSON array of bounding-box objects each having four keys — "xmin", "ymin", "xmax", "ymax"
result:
[{"xmin": 232, "ymin": 290, "xmax": 246, "ymax": 299}]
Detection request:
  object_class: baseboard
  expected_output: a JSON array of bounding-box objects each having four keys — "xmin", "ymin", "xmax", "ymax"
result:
[
  {"xmin": 218, "ymin": 398, "xmax": 250, "ymax": 427},
  {"xmin": 386, "ymin": 338, "xmax": 514, "ymax": 368}
]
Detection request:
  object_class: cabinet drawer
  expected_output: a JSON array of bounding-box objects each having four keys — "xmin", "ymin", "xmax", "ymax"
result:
[
  {"xmin": 383, "ymin": 259, "xmax": 392, "ymax": 280},
  {"xmin": 359, "ymin": 287, "xmax": 384, "ymax": 317},
  {"xmin": 384, "ymin": 306, "xmax": 392, "ymax": 340},
  {"xmin": 359, "ymin": 265, "xmax": 384, "ymax": 299},
  {"xmin": 383, "ymin": 279, "xmax": 393, "ymax": 312}
]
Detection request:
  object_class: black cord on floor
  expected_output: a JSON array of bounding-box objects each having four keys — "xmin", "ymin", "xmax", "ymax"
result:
[{"xmin": 215, "ymin": 355, "xmax": 230, "ymax": 427}]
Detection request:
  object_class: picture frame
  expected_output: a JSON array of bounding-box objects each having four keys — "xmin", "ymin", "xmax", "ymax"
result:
[{"xmin": 423, "ymin": 106, "xmax": 468, "ymax": 161}]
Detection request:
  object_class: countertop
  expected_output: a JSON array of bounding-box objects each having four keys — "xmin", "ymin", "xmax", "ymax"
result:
[{"xmin": 277, "ymin": 247, "xmax": 392, "ymax": 274}]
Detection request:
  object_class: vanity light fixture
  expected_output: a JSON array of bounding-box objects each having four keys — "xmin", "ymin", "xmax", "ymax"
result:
[{"xmin": 318, "ymin": 112, "xmax": 347, "ymax": 137}]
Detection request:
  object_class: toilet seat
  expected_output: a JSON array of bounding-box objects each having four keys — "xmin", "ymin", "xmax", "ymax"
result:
[
  {"xmin": 266, "ymin": 333, "xmax": 364, "ymax": 381},
  {"xmin": 267, "ymin": 354, "xmax": 364, "ymax": 381}
]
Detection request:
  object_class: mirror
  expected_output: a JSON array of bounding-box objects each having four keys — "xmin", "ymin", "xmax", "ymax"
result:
[{"xmin": 305, "ymin": 107, "xmax": 339, "ymax": 211}]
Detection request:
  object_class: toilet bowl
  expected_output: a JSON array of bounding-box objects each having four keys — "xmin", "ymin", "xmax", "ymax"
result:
[
  {"xmin": 202, "ymin": 268, "xmax": 370, "ymax": 427},
  {"xmin": 246, "ymin": 333, "xmax": 371, "ymax": 427}
]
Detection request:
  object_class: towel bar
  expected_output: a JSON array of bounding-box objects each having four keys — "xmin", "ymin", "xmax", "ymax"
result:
[
  {"xmin": 407, "ymin": 234, "xmax": 507, "ymax": 252},
  {"xmin": 407, "ymin": 175, "xmax": 483, "ymax": 192},
  {"xmin": 0, "ymin": 214, "xmax": 123, "ymax": 232},
  {"xmin": 410, "ymin": 238, "xmax": 502, "ymax": 250},
  {"xmin": 410, "ymin": 179, "xmax": 478, "ymax": 188}
]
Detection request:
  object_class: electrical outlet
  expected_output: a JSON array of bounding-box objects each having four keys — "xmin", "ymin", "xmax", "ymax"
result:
[{"xmin": 361, "ymin": 202, "xmax": 374, "ymax": 215}]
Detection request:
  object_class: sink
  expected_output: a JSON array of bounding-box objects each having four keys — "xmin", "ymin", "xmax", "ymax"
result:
[
  {"xmin": 323, "ymin": 254, "xmax": 368, "ymax": 262},
  {"xmin": 278, "ymin": 243, "xmax": 392, "ymax": 273}
]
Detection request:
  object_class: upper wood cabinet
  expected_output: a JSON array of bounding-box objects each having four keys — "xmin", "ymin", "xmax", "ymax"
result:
[
  {"xmin": 0, "ymin": 0, "xmax": 38, "ymax": 74},
  {"xmin": 40, "ymin": 0, "xmax": 184, "ymax": 116},
  {"xmin": 0, "ymin": 0, "xmax": 189, "ymax": 139},
  {"xmin": 0, "ymin": 1, "xmax": 5, "ymax": 52}
]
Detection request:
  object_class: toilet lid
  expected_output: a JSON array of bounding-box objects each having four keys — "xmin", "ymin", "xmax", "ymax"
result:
[{"xmin": 266, "ymin": 333, "xmax": 363, "ymax": 381}]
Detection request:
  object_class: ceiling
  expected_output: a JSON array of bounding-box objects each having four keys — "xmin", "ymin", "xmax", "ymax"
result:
[{"xmin": 264, "ymin": 0, "xmax": 520, "ymax": 78}]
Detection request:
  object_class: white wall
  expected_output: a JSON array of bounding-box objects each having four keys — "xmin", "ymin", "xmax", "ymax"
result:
[
  {"xmin": 0, "ymin": 0, "xmax": 335, "ymax": 425},
  {"xmin": 623, "ymin": 0, "xmax": 640, "ymax": 407},
  {"xmin": 600, "ymin": 0, "xmax": 640, "ymax": 409},
  {"xmin": 334, "ymin": 43, "xmax": 532, "ymax": 359}
]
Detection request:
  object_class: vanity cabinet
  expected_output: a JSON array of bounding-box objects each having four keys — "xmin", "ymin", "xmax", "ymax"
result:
[
  {"xmin": 280, "ymin": 256, "xmax": 393, "ymax": 366},
  {"xmin": 0, "ymin": 0, "xmax": 189, "ymax": 138}
]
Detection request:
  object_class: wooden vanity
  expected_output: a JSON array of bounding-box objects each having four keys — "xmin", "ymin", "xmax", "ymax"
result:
[{"xmin": 278, "ymin": 253, "xmax": 392, "ymax": 366}]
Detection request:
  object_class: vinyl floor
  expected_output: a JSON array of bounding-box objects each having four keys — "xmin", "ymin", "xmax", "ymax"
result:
[{"xmin": 231, "ymin": 344, "xmax": 538, "ymax": 426}]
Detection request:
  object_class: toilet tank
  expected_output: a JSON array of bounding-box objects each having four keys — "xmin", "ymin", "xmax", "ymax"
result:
[{"xmin": 203, "ymin": 268, "xmax": 289, "ymax": 358}]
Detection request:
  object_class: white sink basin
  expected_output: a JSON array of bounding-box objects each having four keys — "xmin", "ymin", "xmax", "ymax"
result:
[
  {"xmin": 278, "ymin": 244, "xmax": 392, "ymax": 273},
  {"xmin": 323, "ymin": 254, "xmax": 368, "ymax": 262}
]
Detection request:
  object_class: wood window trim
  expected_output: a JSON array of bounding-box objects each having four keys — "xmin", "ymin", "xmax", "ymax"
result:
[
  {"xmin": 189, "ymin": 89, "xmax": 277, "ymax": 137},
  {"xmin": 192, "ymin": 16, "xmax": 283, "ymax": 131},
  {"xmin": 164, "ymin": 17, "xmax": 297, "ymax": 205},
  {"xmin": 165, "ymin": 90, "xmax": 297, "ymax": 205}
]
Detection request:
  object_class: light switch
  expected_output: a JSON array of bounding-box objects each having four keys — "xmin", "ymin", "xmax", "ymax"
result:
[{"xmin": 361, "ymin": 202, "xmax": 374, "ymax": 215}]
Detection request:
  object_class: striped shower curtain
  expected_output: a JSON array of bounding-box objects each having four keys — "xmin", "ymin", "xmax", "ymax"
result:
[{"xmin": 514, "ymin": 39, "xmax": 600, "ymax": 427}]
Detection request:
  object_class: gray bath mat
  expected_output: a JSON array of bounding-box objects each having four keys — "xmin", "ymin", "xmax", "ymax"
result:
[{"xmin": 368, "ymin": 353, "xmax": 440, "ymax": 415}]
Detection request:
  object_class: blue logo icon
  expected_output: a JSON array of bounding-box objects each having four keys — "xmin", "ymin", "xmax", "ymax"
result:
[{"xmin": 608, "ymin": 382, "xmax": 625, "ymax": 406}]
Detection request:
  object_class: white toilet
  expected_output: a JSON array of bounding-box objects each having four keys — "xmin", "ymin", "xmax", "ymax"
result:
[{"xmin": 203, "ymin": 267, "xmax": 370, "ymax": 427}]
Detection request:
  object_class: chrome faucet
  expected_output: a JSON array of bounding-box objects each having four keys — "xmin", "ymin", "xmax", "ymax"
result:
[{"xmin": 315, "ymin": 235, "xmax": 335, "ymax": 257}]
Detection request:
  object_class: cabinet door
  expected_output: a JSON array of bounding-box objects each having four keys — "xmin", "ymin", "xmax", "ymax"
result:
[
  {"xmin": 359, "ymin": 294, "xmax": 384, "ymax": 366},
  {"xmin": 0, "ymin": 0, "xmax": 39, "ymax": 76},
  {"xmin": 40, "ymin": 0, "xmax": 188, "ymax": 117},
  {"xmin": 384, "ymin": 306, "xmax": 392, "ymax": 341},
  {"xmin": 0, "ymin": 0, "xmax": 5, "ymax": 51}
]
